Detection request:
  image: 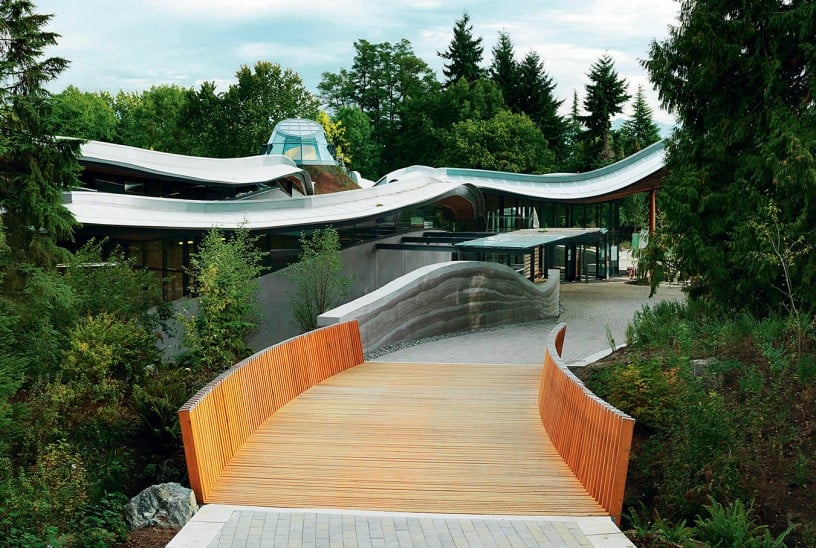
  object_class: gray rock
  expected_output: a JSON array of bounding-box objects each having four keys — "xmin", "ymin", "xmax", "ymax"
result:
[{"xmin": 123, "ymin": 482, "xmax": 198, "ymax": 530}]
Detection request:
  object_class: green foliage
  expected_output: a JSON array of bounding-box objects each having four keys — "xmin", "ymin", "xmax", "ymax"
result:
[
  {"xmin": 441, "ymin": 110, "xmax": 555, "ymax": 173},
  {"xmin": 620, "ymin": 85, "xmax": 660, "ymax": 156},
  {"xmin": 438, "ymin": 12, "xmax": 484, "ymax": 85},
  {"xmin": 114, "ymin": 84, "xmax": 189, "ymax": 153},
  {"xmin": 590, "ymin": 357, "xmax": 680, "ymax": 431},
  {"xmin": 62, "ymin": 239, "xmax": 168, "ymax": 331},
  {"xmin": 489, "ymin": 31, "xmax": 517, "ymax": 107},
  {"xmin": 288, "ymin": 228, "xmax": 350, "ymax": 333},
  {"xmin": 582, "ymin": 54, "xmax": 630, "ymax": 164},
  {"xmin": 0, "ymin": 441, "xmax": 90, "ymax": 543},
  {"xmin": 320, "ymin": 39, "xmax": 436, "ymax": 174},
  {"xmin": 335, "ymin": 106, "xmax": 380, "ymax": 178},
  {"xmin": 132, "ymin": 364, "xmax": 191, "ymax": 449},
  {"xmin": 695, "ymin": 498, "xmax": 793, "ymax": 548},
  {"xmin": 644, "ymin": 0, "xmax": 816, "ymax": 315},
  {"xmin": 585, "ymin": 302, "xmax": 816, "ymax": 543},
  {"xmin": 222, "ymin": 61, "xmax": 320, "ymax": 157},
  {"xmin": 50, "ymin": 85, "xmax": 118, "ymax": 142},
  {"xmin": 0, "ymin": 0, "xmax": 80, "ymax": 269},
  {"xmin": 514, "ymin": 51, "xmax": 565, "ymax": 156},
  {"xmin": 181, "ymin": 228, "xmax": 264, "ymax": 373}
]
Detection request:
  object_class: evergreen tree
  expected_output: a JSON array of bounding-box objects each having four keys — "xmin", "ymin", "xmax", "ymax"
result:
[
  {"xmin": 0, "ymin": 0, "xmax": 80, "ymax": 271},
  {"xmin": 645, "ymin": 0, "xmax": 816, "ymax": 313},
  {"xmin": 564, "ymin": 90, "xmax": 587, "ymax": 171},
  {"xmin": 438, "ymin": 12, "xmax": 484, "ymax": 85},
  {"xmin": 620, "ymin": 85, "xmax": 660, "ymax": 155},
  {"xmin": 515, "ymin": 51, "xmax": 566, "ymax": 159},
  {"xmin": 582, "ymin": 54, "xmax": 630, "ymax": 164},
  {"xmin": 489, "ymin": 31, "xmax": 517, "ymax": 107}
]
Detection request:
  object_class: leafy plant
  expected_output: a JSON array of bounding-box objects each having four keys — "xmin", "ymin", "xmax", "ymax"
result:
[
  {"xmin": 694, "ymin": 498, "xmax": 793, "ymax": 547},
  {"xmin": 287, "ymin": 228, "xmax": 351, "ymax": 333},
  {"xmin": 180, "ymin": 227, "xmax": 265, "ymax": 373}
]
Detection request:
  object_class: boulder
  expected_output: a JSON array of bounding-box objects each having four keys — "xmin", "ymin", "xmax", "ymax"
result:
[{"xmin": 123, "ymin": 482, "xmax": 198, "ymax": 530}]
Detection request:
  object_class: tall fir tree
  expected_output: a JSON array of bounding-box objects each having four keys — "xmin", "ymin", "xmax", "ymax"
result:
[
  {"xmin": 620, "ymin": 85, "xmax": 660, "ymax": 155},
  {"xmin": 0, "ymin": 0, "xmax": 80, "ymax": 271},
  {"xmin": 438, "ymin": 12, "xmax": 484, "ymax": 86},
  {"xmin": 645, "ymin": 0, "xmax": 816, "ymax": 313},
  {"xmin": 564, "ymin": 90, "xmax": 587, "ymax": 171},
  {"xmin": 489, "ymin": 31, "xmax": 517, "ymax": 108},
  {"xmin": 582, "ymin": 54, "xmax": 630, "ymax": 165},
  {"xmin": 515, "ymin": 51, "xmax": 566, "ymax": 161}
]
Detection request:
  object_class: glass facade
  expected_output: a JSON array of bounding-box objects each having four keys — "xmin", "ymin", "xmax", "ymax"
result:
[{"xmin": 266, "ymin": 119, "xmax": 337, "ymax": 166}]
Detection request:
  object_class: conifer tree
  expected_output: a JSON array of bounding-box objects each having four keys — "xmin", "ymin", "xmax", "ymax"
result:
[
  {"xmin": 489, "ymin": 31, "xmax": 517, "ymax": 107},
  {"xmin": 0, "ymin": 0, "xmax": 80, "ymax": 270},
  {"xmin": 645, "ymin": 0, "xmax": 816, "ymax": 312},
  {"xmin": 438, "ymin": 12, "xmax": 484, "ymax": 85},
  {"xmin": 515, "ymin": 51, "xmax": 565, "ymax": 159},
  {"xmin": 620, "ymin": 85, "xmax": 660, "ymax": 154},
  {"xmin": 582, "ymin": 54, "xmax": 630, "ymax": 164},
  {"xmin": 564, "ymin": 90, "xmax": 587, "ymax": 171}
]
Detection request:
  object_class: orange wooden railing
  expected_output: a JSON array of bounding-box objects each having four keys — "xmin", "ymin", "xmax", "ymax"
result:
[
  {"xmin": 178, "ymin": 321, "xmax": 365, "ymax": 504},
  {"xmin": 538, "ymin": 323, "xmax": 635, "ymax": 525}
]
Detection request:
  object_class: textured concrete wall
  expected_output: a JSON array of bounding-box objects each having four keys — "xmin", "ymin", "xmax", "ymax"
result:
[
  {"xmin": 247, "ymin": 231, "xmax": 451, "ymax": 350},
  {"xmin": 317, "ymin": 263, "xmax": 560, "ymax": 353}
]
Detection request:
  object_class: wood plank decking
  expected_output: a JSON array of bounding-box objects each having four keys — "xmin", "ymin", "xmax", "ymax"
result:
[{"xmin": 206, "ymin": 361, "xmax": 605, "ymax": 516}]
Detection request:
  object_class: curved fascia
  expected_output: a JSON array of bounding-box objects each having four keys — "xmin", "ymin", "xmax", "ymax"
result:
[
  {"xmin": 380, "ymin": 140, "xmax": 666, "ymax": 201},
  {"xmin": 64, "ymin": 172, "xmax": 472, "ymax": 230},
  {"xmin": 79, "ymin": 140, "xmax": 304, "ymax": 186}
]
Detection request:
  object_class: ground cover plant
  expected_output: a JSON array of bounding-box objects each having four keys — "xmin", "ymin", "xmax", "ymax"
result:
[{"xmin": 577, "ymin": 300, "xmax": 816, "ymax": 546}]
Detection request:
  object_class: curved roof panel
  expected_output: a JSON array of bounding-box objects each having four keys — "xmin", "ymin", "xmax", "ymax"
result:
[
  {"xmin": 67, "ymin": 139, "xmax": 666, "ymax": 232},
  {"xmin": 378, "ymin": 140, "xmax": 666, "ymax": 202},
  {"xmin": 79, "ymin": 140, "xmax": 304, "ymax": 186},
  {"xmin": 64, "ymin": 173, "xmax": 475, "ymax": 230}
]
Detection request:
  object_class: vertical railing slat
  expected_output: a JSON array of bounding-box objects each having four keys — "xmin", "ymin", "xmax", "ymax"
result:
[{"xmin": 538, "ymin": 323, "xmax": 635, "ymax": 525}]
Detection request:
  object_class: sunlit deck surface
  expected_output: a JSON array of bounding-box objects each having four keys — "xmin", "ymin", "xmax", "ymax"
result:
[{"xmin": 206, "ymin": 361, "xmax": 606, "ymax": 516}]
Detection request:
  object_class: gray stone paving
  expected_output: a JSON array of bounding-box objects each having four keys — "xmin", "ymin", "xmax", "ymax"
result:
[
  {"xmin": 168, "ymin": 505, "xmax": 633, "ymax": 547},
  {"xmin": 372, "ymin": 278, "xmax": 685, "ymax": 366},
  {"xmin": 169, "ymin": 278, "xmax": 673, "ymax": 548}
]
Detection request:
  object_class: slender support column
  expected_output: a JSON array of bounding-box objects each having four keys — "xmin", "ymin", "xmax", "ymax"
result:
[{"xmin": 649, "ymin": 189, "xmax": 657, "ymax": 234}]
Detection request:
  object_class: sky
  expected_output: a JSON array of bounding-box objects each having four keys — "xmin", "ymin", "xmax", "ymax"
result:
[{"xmin": 38, "ymin": 0, "xmax": 680, "ymax": 126}]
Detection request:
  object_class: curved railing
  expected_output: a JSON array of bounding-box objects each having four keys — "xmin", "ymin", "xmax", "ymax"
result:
[
  {"xmin": 178, "ymin": 321, "xmax": 364, "ymax": 504},
  {"xmin": 539, "ymin": 323, "xmax": 635, "ymax": 525}
]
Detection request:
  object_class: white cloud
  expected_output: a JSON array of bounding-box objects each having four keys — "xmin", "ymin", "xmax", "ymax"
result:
[
  {"xmin": 144, "ymin": 0, "xmax": 369, "ymax": 21},
  {"xmin": 37, "ymin": 0, "xmax": 679, "ymax": 126}
]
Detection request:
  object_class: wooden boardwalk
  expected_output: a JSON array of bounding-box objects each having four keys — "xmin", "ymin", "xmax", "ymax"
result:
[{"xmin": 206, "ymin": 361, "xmax": 606, "ymax": 516}]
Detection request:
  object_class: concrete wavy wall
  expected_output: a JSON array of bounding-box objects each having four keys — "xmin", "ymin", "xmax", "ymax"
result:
[{"xmin": 317, "ymin": 261, "xmax": 560, "ymax": 353}]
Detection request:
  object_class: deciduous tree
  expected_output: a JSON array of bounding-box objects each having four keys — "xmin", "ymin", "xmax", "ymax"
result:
[
  {"xmin": 441, "ymin": 110, "xmax": 555, "ymax": 173},
  {"xmin": 222, "ymin": 61, "xmax": 319, "ymax": 157},
  {"xmin": 50, "ymin": 85, "xmax": 118, "ymax": 142},
  {"xmin": 288, "ymin": 228, "xmax": 350, "ymax": 333}
]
